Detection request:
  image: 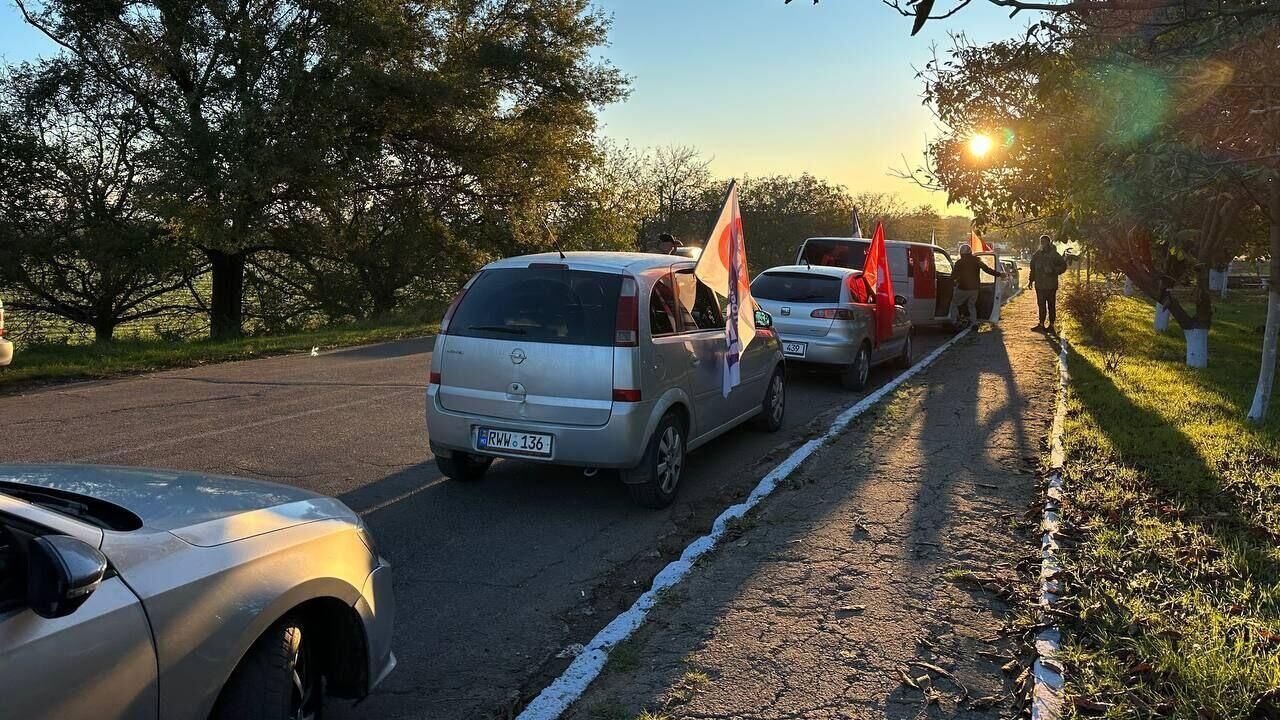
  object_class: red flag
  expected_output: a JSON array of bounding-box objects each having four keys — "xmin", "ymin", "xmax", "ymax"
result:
[
  {"xmin": 968, "ymin": 230, "xmax": 992, "ymax": 254},
  {"xmin": 861, "ymin": 222, "xmax": 896, "ymax": 345}
]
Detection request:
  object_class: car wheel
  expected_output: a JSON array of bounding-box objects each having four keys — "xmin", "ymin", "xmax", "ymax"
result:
[
  {"xmin": 840, "ymin": 344, "xmax": 871, "ymax": 391},
  {"xmin": 212, "ymin": 617, "xmax": 322, "ymax": 720},
  {"xmin": 623, "ymin": 413, "xmax": 685, "ymax": 509},
  {"xmin": 895, "ymin": 332, "xmax": 913, "ymax": 370},
  {"xmin": 436, "ymin": 451, "xmax": 493, "ymax": 482},
  {"xmin": 752, "ymin": 369, "xmax": 785, "ymax": 432}
]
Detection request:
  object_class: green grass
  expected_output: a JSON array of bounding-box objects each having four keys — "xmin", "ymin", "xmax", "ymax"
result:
[
  {"xmin": 0, "ymin": 319, "xmax": 437, "ymax": 391},
  {"xmin": 1058, "ymin": 284, "xmax": 1280, "ymax": 718}
]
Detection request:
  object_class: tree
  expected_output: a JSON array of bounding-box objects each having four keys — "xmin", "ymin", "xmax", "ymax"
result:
[
  {"xmin": 16, "ymin": 0, "xmax": 625, "ymax": 338},
  {"xmin": 0, "ymin": 63, "xmax": 201, "ymax": 343}
]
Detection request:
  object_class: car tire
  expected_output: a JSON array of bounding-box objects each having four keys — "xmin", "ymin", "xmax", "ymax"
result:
[
  {"xmin": 212, "ymin": 616, "xmax": 322, "ymax": 720},
  {"xmin": 622, "ymin": 413, "xmax": 685, "ymax": 509},
  {"xmin": 840, "ymin": 343, "xmax": 871, "ymax": 391},
  {"xmin": 436, "ymin": 452, "xmax": 493, "ymax": 482},
  {"xmin": 895, "ymin": 331, "xmax": 913, "ymax": 370},
  {"xmin": 752, "ymin": 369, "xmax": 785, "ymax": 432}
]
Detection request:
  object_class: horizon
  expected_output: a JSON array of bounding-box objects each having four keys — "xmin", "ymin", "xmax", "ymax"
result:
[{"xmin": 0, "ymin": 0, "xmax": 1034, "ymax": 215}]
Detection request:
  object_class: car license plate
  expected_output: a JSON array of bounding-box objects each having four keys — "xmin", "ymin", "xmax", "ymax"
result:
[
  {"xmin": 475, "ymin": 427, "xmax": 553, "ymax": 457},
  {"xmin": 782, "ymin": 341, "xmax": 807, "ymax": 358}
]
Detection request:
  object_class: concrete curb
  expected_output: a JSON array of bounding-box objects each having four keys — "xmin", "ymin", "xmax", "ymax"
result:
[
  {"xmin": 516, "ymin": 289, "xmax": 1025, "ymax": 720},
  {"xmin": 1031, "ymin": 337, "xmax": 1070, "ymax": 720}
]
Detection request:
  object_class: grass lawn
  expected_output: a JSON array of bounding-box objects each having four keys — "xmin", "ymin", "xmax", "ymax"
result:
[
  {"xmin": 0, "ymin": 319, "xmax": 437, "ymax": 392},
  {"xmin": 1059, "ymin": 284, "xmax": 1280, "ymax": 718}
]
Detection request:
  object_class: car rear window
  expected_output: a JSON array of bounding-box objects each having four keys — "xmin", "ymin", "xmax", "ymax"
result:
[
  {"xmin": 449, "ymin": 266, "xmax": 623, "ymax": 346},
  {"xmin": 799, "ymin": 239, "xmax": 867, "ymax": 269},
  {"xmin": 751, "ymin": 272, "xmax": 842, "ymax": 303}
]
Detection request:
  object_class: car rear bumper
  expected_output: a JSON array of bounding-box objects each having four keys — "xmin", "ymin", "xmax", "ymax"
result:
[
  {"xmin": 776, "ymin": 331, "xmax": 859, "ymax": 366},
  {"xmin": 425, "ymin": 386, "xmax": 656, "ymax": 469},
  {"xmin": 356, "ymin": 561, "xmax": 396, "ymax": 693}
]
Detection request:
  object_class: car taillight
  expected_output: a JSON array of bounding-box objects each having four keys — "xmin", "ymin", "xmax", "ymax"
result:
[
  {"xmin": 615, "ymin": 276, "xmax": 639, "ymax": 346},
  {"xmin": 613, "ymin": 388, "xmax": 641, "ymax": 402},
  {"xmin": 429, "ymin": 371, "xmax": 441, "ymax": 385},
  {"xmin": 811, "ymin": 308, "xmax": 855, "ymax": 320}
]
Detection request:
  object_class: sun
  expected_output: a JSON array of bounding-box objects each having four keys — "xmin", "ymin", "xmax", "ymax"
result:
[{"xmin": 968, "ymin": 133, "xmax": 994, "ymax": 158}]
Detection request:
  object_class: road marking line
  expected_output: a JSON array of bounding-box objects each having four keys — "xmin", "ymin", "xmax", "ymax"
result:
[{"xmin": 71, "ymin": 387, "xmax": 417, "ymax": 463}]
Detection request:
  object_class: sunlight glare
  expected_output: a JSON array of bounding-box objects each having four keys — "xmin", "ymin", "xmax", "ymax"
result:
[{"xmin": 968, "ymin": 133, "xmax": 994, "ymax": 158}]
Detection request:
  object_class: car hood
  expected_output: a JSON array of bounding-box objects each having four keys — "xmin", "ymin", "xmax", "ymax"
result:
[{"xmin": 0, "ymin": 464, "xmax": 355, "ymax": 546}]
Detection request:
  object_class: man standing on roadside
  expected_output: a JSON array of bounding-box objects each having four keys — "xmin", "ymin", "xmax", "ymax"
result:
[
  {"xmin": 950, "ymin": 244, "xmax": 1005, "ymax": 325},
  {"xmin": 1028, "ymin": 234, "xmax": 1069, "ymax": 332}
]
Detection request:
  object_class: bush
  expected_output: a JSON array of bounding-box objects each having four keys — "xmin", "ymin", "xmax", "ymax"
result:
[{"xmin": 1062, "ymin": 280, "xmax": 1113, "ymax": 341}]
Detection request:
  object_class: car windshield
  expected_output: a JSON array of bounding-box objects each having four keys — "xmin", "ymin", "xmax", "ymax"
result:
[
  {"xmin": 0, "ymin": 483, "xmax": 143, "ymax": 531},
  {"xmin": 800, "ymin": 239, "xmax": 868, "ymax": 270},
  {"xmin": 449, "ymin": 266, "xmax": 623, "ymax": 346},
  {"xmin": 752, "ymin": 273, "xmax": 842, "ymax": 303}
]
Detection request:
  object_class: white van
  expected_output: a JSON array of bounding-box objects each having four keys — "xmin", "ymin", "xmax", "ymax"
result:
[{"xmin": 796, "ymin": 237, "xmax": 959, "ymax": 327}]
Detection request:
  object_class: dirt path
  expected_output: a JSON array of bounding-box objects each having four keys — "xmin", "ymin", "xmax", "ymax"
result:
[{"xmin": 565, "ymin": 293, "xmax": 1060, "ymax": 720}]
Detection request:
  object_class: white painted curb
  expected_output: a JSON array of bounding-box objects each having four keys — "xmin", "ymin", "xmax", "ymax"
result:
[
  {"xmin": 517, "ymin": 291, "xmax": 1024, "ymax": 720},
  {"xmin": 1031, "ymin": 338, "xmax": 1070, "ymax": 720}
]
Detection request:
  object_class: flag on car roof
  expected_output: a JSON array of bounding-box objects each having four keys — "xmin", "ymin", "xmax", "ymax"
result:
[
  {"xmin": 851, "ymin": 208, "xmax": 863, "ymax": 239},
  {"xmin": 695, "ymin": 181, "xmax": 756, "ymax": 397},
  {"xmin": 861, "ymin": 222, "xmax": 896, "ymax": 346}
]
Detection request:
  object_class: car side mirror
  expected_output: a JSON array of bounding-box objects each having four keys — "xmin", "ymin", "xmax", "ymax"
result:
[
  {"xmin": 894, "ymin": 295, "xmax": 908, "ymax": 307},
  {"xmin": 754, "ymin": 309, "xmax": 773, "ymax": 329},
  {"xmin": 27, "ymin": 535, "xmax": 107, "ymax": 619}
]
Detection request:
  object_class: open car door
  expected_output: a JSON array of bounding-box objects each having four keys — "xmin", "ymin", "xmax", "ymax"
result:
[{"xmin": 975, "ymin": 251, "xmax": 1004, "ymax": 322}]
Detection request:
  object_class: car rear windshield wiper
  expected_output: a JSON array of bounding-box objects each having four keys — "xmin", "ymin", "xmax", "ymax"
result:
[{"xmin": 467, "ymin": 325, "xmax": 527, "ymax": 335}]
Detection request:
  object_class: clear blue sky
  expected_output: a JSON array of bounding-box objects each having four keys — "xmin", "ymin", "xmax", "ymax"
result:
[{"xmin": 0, "ymin": 0, "xmax": 1032, "ymax": 212}]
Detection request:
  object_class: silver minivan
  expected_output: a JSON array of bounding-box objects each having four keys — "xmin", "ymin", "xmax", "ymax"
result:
[
  {"xmin": 425, "ymin": 252, "xmax": 785, "ymax": 508},
  {"xmin": 752, "ymin": 265, "xmax": 912, "ymax": 390}
]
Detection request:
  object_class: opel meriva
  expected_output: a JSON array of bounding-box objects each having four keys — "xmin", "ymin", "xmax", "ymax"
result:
[{"xmin": 425, "ymin": 252, "xmax": 785, "ymax": 508}]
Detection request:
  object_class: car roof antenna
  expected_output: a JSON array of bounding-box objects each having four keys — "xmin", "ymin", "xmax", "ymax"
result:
[{"xmin": 543, "ymin": 222, "xmax": 566, "ymax": 260}]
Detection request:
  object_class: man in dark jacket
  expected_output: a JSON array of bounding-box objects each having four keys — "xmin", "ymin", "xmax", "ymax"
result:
[
  {"xmin": 950, "ymin": 245, "xmax": 1004, "ymax": 324},
  {"xmin": 1028, "ymin": 234, "xmax": 1069, "ymax": 332}
]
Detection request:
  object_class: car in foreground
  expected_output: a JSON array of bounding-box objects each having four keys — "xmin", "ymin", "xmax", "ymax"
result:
[
  {"xmin": 0, "ymin": 297, "xmax": 11, "ymax": 367},
  {"xmin": 752, "ymin": 265, "xmax": 912, "ymax": 390},
  {"xmin": 0, "ymin": 464, "xmax": 395, "ymax": 720},
  {"xmin": 426, "ymin": 252, "xmax": 785, "ymax": 508}
]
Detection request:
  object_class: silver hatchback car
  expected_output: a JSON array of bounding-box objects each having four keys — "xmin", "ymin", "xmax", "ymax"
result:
[
  {"xmin": 426, "ymin": 252, "xmax": 786, "ymax": 507},
  {"xmin": 0, "ymin": 464, "xmax": 395, "ymax": 720},
  {"xmin": 753, "ymin": 265, "xmax": 912, "ymax": 391}
]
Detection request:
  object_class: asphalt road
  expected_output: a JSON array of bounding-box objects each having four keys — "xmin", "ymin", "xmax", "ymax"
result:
[{"xmin": 0, "ymin": 329, "xmax": 952, "ymax": 719}]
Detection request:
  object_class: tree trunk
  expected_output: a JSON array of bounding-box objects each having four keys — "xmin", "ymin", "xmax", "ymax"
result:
[
  {"xmin": 92, "ymin": 317, "xmax": 117, "ymax": 344},
  {"xmin": 1154, "ymin": 302, "xmax": 1170, "ymax": 332},
  {"xmin": 1208, "ymin": 268, "xmax": 1226, "ymax": 292},
  {"xmin": 1124, "ymin": 276, "xmax": 1134, "ymax": 297},
  {"xmin": 1185, "ymin": 328, "xmax": 1209, "ymax": 368},
  {"xmin": 209, "ymin": 249, "xmax": 246, "ymax": 339},
  {"xmin": 1249, "ymin": 180, "xmax": 1280, "ymax": 423}
]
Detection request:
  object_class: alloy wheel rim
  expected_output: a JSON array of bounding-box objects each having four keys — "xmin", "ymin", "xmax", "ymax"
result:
[
  {"xmin": 859, "ymin": 350, "xmax": 869, "ymax": 385},
  {"xmin": 291, "ymin": 631, "xmax": 318, "ymax": 720},
  {"xmin": 656, "ymin": 426, "xmax": 683, "ymax": 494},
  {"xmin": 769, "ymin": 375, "xmax": 784, "ymax": 423}
]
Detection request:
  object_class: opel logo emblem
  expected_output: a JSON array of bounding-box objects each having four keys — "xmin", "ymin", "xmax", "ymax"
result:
[{"xmin": 510, "ymin": 348, "xmax": 527, "ymax": 365}]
